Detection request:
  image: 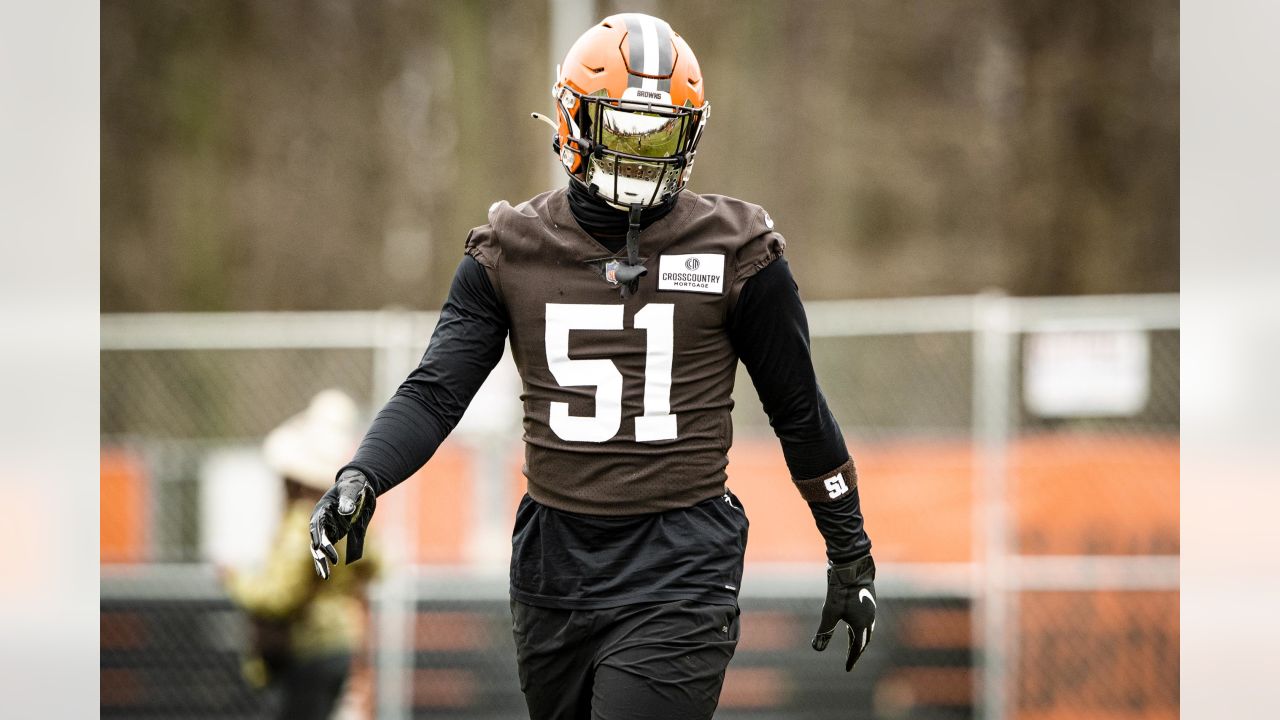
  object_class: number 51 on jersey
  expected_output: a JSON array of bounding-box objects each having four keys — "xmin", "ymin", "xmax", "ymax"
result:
[{"xmin": 544, "ymin": 302, "xmax": 677, "ymax": 443}]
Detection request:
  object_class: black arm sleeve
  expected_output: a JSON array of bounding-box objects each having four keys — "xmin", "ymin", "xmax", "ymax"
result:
[
  {"xmin": 342, "ymin": 255, "xmax": 510, "ymax": 495},
  {"xmin": 730, "ymin": 257, "xmax": 871, "ymax": 562}
]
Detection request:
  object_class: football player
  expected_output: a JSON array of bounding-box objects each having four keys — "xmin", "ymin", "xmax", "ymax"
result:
[{"xmin": 309, "ymin": 13, "xmax": 877, "ymax": 719}]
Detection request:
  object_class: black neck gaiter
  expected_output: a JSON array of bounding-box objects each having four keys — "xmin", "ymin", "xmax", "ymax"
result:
[{"xmin": 566, "ymin": 181, "xmax": 676, "ymax": 254}]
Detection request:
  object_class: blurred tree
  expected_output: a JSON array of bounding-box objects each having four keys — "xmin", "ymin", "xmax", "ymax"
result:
[{"xmin": 101, "ymin": 0, "xmax": 1177, "ymax": 311}]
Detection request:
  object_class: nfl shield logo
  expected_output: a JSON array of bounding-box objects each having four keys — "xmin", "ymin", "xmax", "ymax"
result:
[{"xmin": 604, "ymin": 259, "xmax": 620, "ymax": 285}]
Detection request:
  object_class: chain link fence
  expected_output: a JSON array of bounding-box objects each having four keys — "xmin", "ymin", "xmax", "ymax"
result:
[{"xmin": 101, "ymin": 293, "xmax": 1177, "ymax": 719}]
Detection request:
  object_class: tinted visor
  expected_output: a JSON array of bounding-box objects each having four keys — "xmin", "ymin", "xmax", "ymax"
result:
[
  {"xmin": 585, "ymin": 98, "xmax": 696, "ymax": 160},
  {"xmin": 597, "ymin": 107, "xmax": 686, "ymax": 158}
]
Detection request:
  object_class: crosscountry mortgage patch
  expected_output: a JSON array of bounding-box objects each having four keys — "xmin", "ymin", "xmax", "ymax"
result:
[{"xmin": 658, "ymin": 254, "xmax": 725, "ymax": 294}]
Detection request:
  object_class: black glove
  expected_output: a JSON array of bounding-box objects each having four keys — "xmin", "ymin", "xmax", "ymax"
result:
[
  {"xmin": 308, "ymin": 469, "xmax": 376, "ymax": 580},
  {"xmin": 811, "ymin": 554, "xmax": 877, "ymax": 671}
]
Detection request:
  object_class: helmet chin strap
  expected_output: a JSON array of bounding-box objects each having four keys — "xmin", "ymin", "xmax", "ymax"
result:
[{"xmin": 613, "ymin": 203, "xmax": 648, "ymax": 299}]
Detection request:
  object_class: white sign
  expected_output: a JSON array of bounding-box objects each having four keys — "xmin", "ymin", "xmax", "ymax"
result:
[
  {"xmin": 1024, "ymin": 329, "xmax": 1150, "ymax": 417},
  {"xmin": 657, "ymin": 253, "xmax": 725, "ymax": 294},
  {"xmin": 199, "ymin": 448, "xmax": 282, "ymax": 570}
]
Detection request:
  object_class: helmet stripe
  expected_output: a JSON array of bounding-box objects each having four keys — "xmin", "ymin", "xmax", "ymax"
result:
[
  {"xmin": 652, "ymin": 18, "xmax": 673, "ymax": 93},
  {"xmin": 654, "ymin": 21, "xmax": 673, "ymax": 79},
  {"xmin": 623, "ymin": 14, "xmax": 675, "ymax": 93},
  {"xmin": 639, "ymin": 17, "xmax": 659, "ymax": 77},
  {"xmin": 624, "ymin": 16, "xmax": 645, "ymax": 89}
]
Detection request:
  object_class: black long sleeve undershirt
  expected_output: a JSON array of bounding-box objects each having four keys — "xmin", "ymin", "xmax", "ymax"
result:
[
  {"xmin": 343, "ymin": 250, "xmax": 869, "ymax": 562},
  {"xmin": 730, "ymin": 257, "xmax": 871, "ymax": 563},
  {"xmin": 342, "ymin": 255, "xmax": 509, "ymax": 494},
  {"xmin": 730, "ymin": 257, "xmax": 848, "ymax": 478}
]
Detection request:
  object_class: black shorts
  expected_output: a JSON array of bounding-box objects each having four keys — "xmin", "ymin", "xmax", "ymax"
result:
[{"xmin": 511, "ymin": 598, "xmax": 741, "ymax": 720}]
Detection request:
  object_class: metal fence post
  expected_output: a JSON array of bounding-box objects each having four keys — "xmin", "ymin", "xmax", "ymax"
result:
[
  {"xmin": 372, "ymin": 310, "xmax": 422, "ymax": 720},
  {"xmin": 546, "ymin": 0, "xmax": 595, "ymax": 188},
  {"xmin": 972, "ymin": 291, "xmax": 1016, "ymax": 720}
]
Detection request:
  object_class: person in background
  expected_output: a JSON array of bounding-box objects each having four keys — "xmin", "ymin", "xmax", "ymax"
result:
[{"xmin": 224, "ymin": 389, "xmax": 382, "ymax": 720}]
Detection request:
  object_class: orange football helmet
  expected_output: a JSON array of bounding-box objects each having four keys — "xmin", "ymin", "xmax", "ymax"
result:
[{"xmin": 543, "ymin": 13, "xmax": 709, "ymax": 208}]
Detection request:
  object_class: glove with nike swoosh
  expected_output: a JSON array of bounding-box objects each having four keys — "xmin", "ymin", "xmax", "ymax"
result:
[
  {"xmin": 811, "ymin": 554, "xmax": 877, "ymax": 671},
  {"xmin": 308, "ymin": 469, "xmax": 376, "ymax": 580}
]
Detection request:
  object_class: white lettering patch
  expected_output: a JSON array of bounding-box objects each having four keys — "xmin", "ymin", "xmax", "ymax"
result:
[
  {"xmin": 657, "ymin": 254, "xmax": 725, "ymax": 294},
  {"xmin": 825, "ymin": 474, "xmax": 850, "ymax": 499}
]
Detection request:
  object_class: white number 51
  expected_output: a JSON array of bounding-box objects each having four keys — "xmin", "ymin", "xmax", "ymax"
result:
[{"xmin": 544, "ymin": 303, "xmax": 677, "ymax": 443}]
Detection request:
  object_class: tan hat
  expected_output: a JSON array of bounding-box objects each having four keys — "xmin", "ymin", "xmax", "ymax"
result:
[{"xmin": 262, "ymin": 389, "xmax": 359, "ymax": 490}]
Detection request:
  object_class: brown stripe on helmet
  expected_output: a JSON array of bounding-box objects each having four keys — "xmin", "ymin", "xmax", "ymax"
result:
[
  {"xmin": 622, "ymin": 15, "xmax": 675, "ymax": 92},
  {"xmin": 624, "ymin": 15, "xmax": 644, "ymax": 88},
  {"xmin": 655, "ymin": 18, "xmax": 673, "ymax": 92}
]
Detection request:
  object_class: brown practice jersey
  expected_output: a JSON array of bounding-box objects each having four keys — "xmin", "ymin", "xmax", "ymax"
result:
[{"xmin": 465, "ymin": 186, "xmax": 784, "ymax": 515}]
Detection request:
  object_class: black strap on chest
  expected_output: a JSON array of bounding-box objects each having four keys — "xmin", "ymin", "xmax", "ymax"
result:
[{"xmin": 614, "ymin": 204, "xmax": 648, "ymax": 299}]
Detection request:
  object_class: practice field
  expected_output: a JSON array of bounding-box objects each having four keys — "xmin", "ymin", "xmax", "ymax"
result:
[{"xmin": 100, "ymin": 294, "xmax": 1177, "ymax": 719}]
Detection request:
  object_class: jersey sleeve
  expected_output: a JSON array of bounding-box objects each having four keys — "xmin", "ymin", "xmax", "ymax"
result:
[
  {"xmin": 463, "ymin": 215, "xmax": 505, "ymax": 305},
  {"xmin": 727, "ymin": 205, "xmax": 787, "ymax": 307},
  {"xmin": 342, "ymin": 254, "xmax": 510, "ymax": 495}
]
